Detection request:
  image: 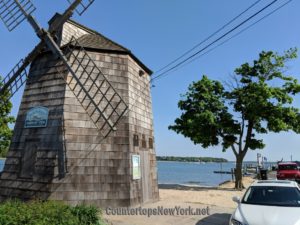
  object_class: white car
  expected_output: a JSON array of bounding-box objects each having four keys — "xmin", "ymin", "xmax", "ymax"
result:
[{"xmin": 230, "ymin": 180, "xmax": 300, "ymax": 225}]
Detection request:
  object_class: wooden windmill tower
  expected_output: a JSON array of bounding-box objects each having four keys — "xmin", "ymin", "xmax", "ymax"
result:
[{"xmin": 0, "ymin": 0, "xmax": 159, "ymax": 207}]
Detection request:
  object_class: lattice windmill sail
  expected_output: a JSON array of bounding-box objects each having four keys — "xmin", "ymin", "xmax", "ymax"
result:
[
  {"xmin": 0, "ymin": 59, "xmax": 28, "ymax": 97},
  {"xmin": 63, "ymin": 37, "xmax": 128, "ymax": 137},
  {"xmin": 0, "ymin": 0, "xmax": 36, "ymax": 31},
  {"xmin": 0, "ymin": 0, "xmax": 159, "ymax": 207},
  {"xmin": 0, "ymin": 0, "xmax": 85, "ymax": 98}
]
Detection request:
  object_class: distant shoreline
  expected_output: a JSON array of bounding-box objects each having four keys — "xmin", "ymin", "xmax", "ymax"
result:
[
  {"xmin": 157, "ymin": 160, "xmax": 227, "ymax": 164},
  {"xmin": 157, "ymin": 156, "xmax": 228, "ymax": 163}
]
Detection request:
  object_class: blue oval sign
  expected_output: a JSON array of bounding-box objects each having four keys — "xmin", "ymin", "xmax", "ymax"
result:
[{"xmin": 25, "ymin": 106, "xmax": 49, "ymax": 128}]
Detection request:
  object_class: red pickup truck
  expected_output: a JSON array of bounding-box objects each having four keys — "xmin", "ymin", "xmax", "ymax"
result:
[{"xmin": 277, "ymin": 162, "xmax": 300, "ymax": 183}]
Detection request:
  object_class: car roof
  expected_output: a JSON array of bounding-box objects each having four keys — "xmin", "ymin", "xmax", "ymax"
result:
[
  {"xmin": 278, "ymin": 162, "xmax": 297, "ymax": 165},
  {"xmin": 278, "ymin": 161, "xmax": 300, "ymax": 166},
  {"xmin": 251, "ymin": 180, "xmax": 299, "ymax": 188}
]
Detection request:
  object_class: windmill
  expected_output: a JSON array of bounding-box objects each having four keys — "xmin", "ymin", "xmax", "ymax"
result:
[
  {"xmin": 0, "ymin": 0, "xmax": 159, "ymax": 206},
  {"xmin": 0, "ymin": 0, "xmax": 128, "ymax": 177}
]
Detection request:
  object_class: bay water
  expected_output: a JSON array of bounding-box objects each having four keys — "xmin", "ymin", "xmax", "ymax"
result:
[
  {"xmin": 158, "ymin": 161, "xmax": 235, "ymax": 187},
  {"xmin": 0, "ymin": 159, "xmax": 246, "ymax": 187}
]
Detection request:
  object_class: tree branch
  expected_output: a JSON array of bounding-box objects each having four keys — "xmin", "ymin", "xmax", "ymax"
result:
[
  {"xmin": 239, "ymin": 115, "xmax": 245, "ymax": 153},
  {"xmin": 223, "ymin": 73, "xmax": 241, "ymax": 91},
  {"xmin": 242, "ymin": 120, "xmax": 254, "ymax": 156},
  {"xmin": 231, "ymin": 144, "xmax": 238, "ymax": 157}
]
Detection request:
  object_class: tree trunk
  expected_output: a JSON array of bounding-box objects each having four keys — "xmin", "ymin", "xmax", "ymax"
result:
[{"xmin": 235, "ymin": 155, "xmax": 244, "ymax": 189}]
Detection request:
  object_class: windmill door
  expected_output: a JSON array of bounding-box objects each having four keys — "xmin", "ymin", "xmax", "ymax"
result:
[
  {"xmin": 19, "ymin": 139, "xmax": 39, "ymax": 179},
  {"xmin": 140, "ymin": 151, "xmax": 151, "ymax": 203}
]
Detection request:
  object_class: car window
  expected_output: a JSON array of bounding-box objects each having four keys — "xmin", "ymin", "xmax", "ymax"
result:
[
  {"xmin": 242, "ymin": 186, "xmax": 300, "ymax": 207},
  {"xmin": 278, "ymin": 165, "xmax": 298, "ymax": 170}
]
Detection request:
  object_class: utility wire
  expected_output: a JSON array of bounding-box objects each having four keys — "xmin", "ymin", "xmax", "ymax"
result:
[
  {"xmin": 151, "ymin": 0, "xmax": 279, "ymax": 82},
  {"xmin": 155, "ymin": 0, "xmax": 263, "ymax": 74},
  {"xmin": 154, "ymin": 0, "xmax": 293, "ymax": 81}
]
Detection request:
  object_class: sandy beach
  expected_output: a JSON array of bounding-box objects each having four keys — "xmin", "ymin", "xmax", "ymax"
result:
[
  {"xmin": 104, "ymin": 177, "xmax": 255, "ymax": 225},
  {"xmin": 159, "ymin": 176, "xmax": 254, "ymax": 209}
]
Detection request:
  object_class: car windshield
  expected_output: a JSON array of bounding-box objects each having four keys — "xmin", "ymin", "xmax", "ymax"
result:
[
  {"xmin": 242, "ymin": 186, "xmax": 300, "ymax": 207},
  {"xmin": 278, "ymin": 165, "xmax": 298, "ymax": 170}
]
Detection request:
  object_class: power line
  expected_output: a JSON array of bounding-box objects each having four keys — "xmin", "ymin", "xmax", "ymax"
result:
[
  {"xmin": 155, "ymin": 0, "xmax": 293, "ymax": 82},
  {"xmin": 155, "ymin": 0, "xmax": 263, "ymax": 74},
  {"xmin": 152, "ymin": 0, "xmax": 279, "ymax": 81},
  {"xmin": 151, "ymin": 0, "xmax": 279, "ymax": 82}
]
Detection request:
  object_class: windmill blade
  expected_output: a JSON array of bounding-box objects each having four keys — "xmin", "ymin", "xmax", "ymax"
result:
[
  {"xmin": 0, "ymin": 42, "xmax": 45, "ymax": 98},
  {"xmin": 0, "ymin": 59, "xmax": 28, "ymax": 99},
  {"xmin": 66, "ymin": 0, "xmax": 94, "ymax": 16},
  {"xmin": 62, "ymin": 37, "xmax": 128, "ymax": 137},
  {"xmin": 34, "ymin": 31, "xmax": 128, "ymax": 138},
  {"xmin": 0, "ymin": 0, "xmax": 96, "ymax": 96},
  {"xmin": 0, "ymin": 0, "xmax": 36, "ymax": 31},
  {"xmin": 0, "ymin": 0, "xmax": 93, "ymax": 96}
]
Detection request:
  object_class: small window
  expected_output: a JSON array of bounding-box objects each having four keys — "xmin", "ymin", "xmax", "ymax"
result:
[
  {"xmin": 142, "ymin": 135, "xmax": 147, "ymax": 148},
  {"xmin": 149, "ymin": 138, "xmax": 153, "ymax": 149},
  {"xmin": 133, "ymin": 135, "xmax": 139, "ymax": 147}
]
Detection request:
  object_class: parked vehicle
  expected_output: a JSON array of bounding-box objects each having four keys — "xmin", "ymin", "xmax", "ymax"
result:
[
  {"xmin": 277, "ymin": 161, "xmax": 300, "ymax": 183},
  {"xmin": 230, "ymin": 180, "xmax": 300, "ymax": 225}
]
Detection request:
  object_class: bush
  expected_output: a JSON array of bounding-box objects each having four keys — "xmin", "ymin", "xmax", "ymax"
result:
[
  {"xmin": 0, "ymin": 200, "xmax": 104, "ymax": 225},
  {"xmin": 71, "ymin": 204, "xmax": 101, "ymax": 225}
]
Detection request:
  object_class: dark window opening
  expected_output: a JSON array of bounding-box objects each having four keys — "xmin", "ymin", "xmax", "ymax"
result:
[
  {"xmin": 142, "ymin": 135, "xmax": 147, "ymax": 148},
  {"xmin": 149, "ymin": 138, "xmax": 153, "ymax": 149},
  {"xmin": 133, "ymin": 134, "xmax": 139, "ymax": 147}
]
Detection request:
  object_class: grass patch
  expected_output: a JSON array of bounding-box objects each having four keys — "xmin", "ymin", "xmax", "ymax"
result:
[{"xmin": 0, "ymin": 200, "xmax": 106, "ymax": 225}]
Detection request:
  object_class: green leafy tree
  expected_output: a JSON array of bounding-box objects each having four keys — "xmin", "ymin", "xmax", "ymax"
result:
[
  {"xmin": 169, "ymin": 48, "xmax": 300, "ymax": 189},
  {"xmin": 0, "ymin": 78, "xmax": 15, "ymax": 158}
]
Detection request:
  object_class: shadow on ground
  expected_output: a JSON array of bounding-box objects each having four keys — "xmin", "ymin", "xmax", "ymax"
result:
[{"xmin": 195, "ymin": 213, "xmax": 231, "ymax": 225}]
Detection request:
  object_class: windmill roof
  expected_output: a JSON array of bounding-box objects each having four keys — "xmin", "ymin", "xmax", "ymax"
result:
[
  {"xmin": 75, "ymin": 34, "xmax": 129, "ymax": 53},
  {"xmin": 49, "ymin": 13, "xmax": 152, "ymax": 75}
]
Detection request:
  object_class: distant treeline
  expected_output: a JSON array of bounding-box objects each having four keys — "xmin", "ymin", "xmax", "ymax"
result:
[{"xmin": 157, "ymin": 156, "xmax": 228, "ymax": 163}]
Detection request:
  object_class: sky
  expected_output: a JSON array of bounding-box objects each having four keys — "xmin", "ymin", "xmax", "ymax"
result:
[{"xmin": 0, "ymin": 0, "xmax": 300, "ymax": 162}]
